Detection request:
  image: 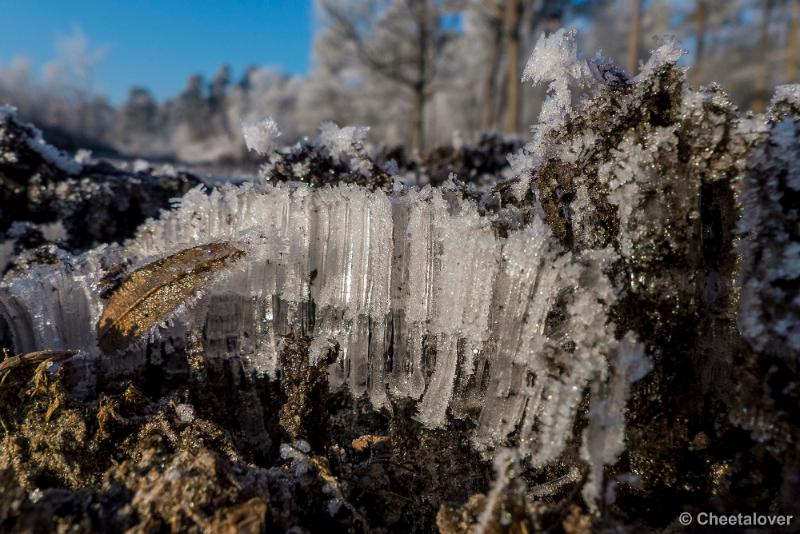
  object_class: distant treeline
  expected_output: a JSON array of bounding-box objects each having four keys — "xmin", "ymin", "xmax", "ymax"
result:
[{"xmin": 1, "ymin": 0, "xmax": 797, "ymax": 162}]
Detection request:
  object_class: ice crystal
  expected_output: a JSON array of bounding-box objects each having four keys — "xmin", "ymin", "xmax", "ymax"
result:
[
  {"xmin": 319, "ymin": 122, "xmax": 370, "ymax": 160},
  {"xmin": 242, "ymin": 116, "xmax": 282, "ymax": 155},
  {"xmin": 581, "ymin": 336, "xmax": 651, "ymax": 511},
  {"xmin": 511, "ymin": 28, "xmax": 593, "ymax": 200},
  {"xmin": 522, "ymin": 28, "xmax": 590, "ymax": 125},
  {"xmin": 0, "ymin": 106, "xmax": 82, "ymax": 175},
  {"xmin": 769, "ymin": 84, "xmax": 800, "ymax": 120},
  {"xmin": 738, "ymin": 93, "xmax": 800, "ymax": 358},
  {"xmin": 635, "ymin": 34, "xmax": 686, "ymax": 81},
  {"xmin": 0, "ymin": 179, "xmax": 621, "ymax": 462},
  {"xmin": 476, "ymin": 449, "xmax": 521, "ymax": 532}
]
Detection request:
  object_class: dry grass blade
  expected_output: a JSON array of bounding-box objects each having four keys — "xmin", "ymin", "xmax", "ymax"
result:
[
  {"xmin": 96, "ymin": 242, "xmax": 245, "ymax": 353},
  {"xmin": 0, "ymin": 350, "xmax": 76, "ymax": 373}
]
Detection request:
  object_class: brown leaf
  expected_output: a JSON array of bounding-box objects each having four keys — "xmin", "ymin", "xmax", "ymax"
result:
[{"xmin": 96, "ymin": 242, "xmax": 245, "ymax": 353}]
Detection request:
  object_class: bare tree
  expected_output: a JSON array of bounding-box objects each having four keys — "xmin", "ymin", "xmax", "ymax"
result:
[
  {"xmin": 465, "ymin": 1, "xmax": 505, "ymax": 131},
  {"xmin": 502, "ymin": 0, "xmax": 523, "ymax": 133},
  {"xmin": 319, "ymin": 0, "xmax": 452, "ymax": 153}
]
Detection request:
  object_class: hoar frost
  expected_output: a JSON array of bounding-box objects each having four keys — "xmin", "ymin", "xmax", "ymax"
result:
[
  {"xmin": 511, "ymin": 28, "xmax": 590, "ymax": 200},
  {"xmin": 242, "ymin": 116, "xmax": 282, "ymax": 155},
  {"xmin": 0, "ymin": 177, "xmax": 631, "ymax": 469},
  {"xmin": 319, "ymin": 122, "xmax": 370, "ymax": 160},
  {"xmin": 522, "ymin": 28, "xmax": 590, "ymax": 125}
]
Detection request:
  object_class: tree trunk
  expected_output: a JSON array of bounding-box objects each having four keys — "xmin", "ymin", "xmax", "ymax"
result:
[
  {"xmin": 480, "ymin": 18, "xmax": 503, "ymax": 131},
  {"xmin": 412, "ymin": 0, "xmax": 430, "ymax": 154},
  {"xmin": 753, "ymin": 0, "xmax": 775, "ymax": 112},
  {"xmin": 691, "ymin": 0, "xmax": 708, "ymax": 86},
  {"xmin": 627, "ymin": 0, "xmax": 643, "ymax": 74},
  {"xmin": 787, "ymin": 0, "xmax": 799, "ymax": 83},
  {"xmin": 503, "ymin": 0, "xmax": 522, "ymax": 133},
  {"xmin": 412, "ymin": 86, "xmax": 426, "ymax": 155}
]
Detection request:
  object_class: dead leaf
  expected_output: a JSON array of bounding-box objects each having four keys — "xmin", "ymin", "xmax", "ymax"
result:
[{"xmin": 96, "ymin": 242, "xmax": 245, "ymax": 353}]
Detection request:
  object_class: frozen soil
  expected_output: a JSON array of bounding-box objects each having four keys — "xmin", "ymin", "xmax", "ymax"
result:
[{"xmin": 0, "ymin": 336, "xmax": 499, "ymax": 533}]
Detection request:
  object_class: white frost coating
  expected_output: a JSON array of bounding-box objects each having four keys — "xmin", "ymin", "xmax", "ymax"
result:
[
  {"xmin": 309, "ymin": 336, "xmax": 337, "ymax": 366},
  {"xmin": 581, "ymin": 335, "xmax": 651, "ymax": 511},
  {"xmin": 738, "ymin": 99, "xmax": 800, "ymax": 357},
  {"xmin": 0, "ymin": 181, "xmax": 623, "ymax": 461},
  {"xmin": 597, "ymin": 127, "xmax": 679, "ymax": 258},
  {"xmin": 242, "ymin": 117, "xmax": 281, "ymax": 155},
  {"xmin": 511, "ymin": 28, "xmax": 592, "ymax": 200},
  {"xmin": 1, "ymin": 250, "xmax": 106, "ymax": 354},
  {"xmin": 25, "ymin": 126, "xmax": 83, "ymax": 175},
  {"xmin": 770, "ymin": 84, "xmax": 800, "ymax": 110},
  {"xmin": 319, "ymin": 122, "xmax": 370, "ymax": 159},
  {"xmin": 634, "ymin": 34, "xmax": 686, "ymax": 80},
  {"xmin": 476, "ymin": 448, "xmax": 520, "ymax": 534},
  {"xmin": 175, "ymin": 403, "xmax": 196, "ymax": 423},
  {"xmin": 132, "ymin": 159, "xmax": 150, "ymax": 173},
  {"xmin": 74, "ymin": 149, "xmax": 93, "ymax": 164},
  {"xmin": 416, "ymin": 211, "xmax": 499, "ymax": 426},
  {"xmin": 522, "ymin": 28, "xmax": 590, "ymax": 125},
  {"xmin": 0, "ymin": 105, "xmax": 83, "ymax": 174}
]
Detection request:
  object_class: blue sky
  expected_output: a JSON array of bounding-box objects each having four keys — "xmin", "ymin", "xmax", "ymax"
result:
[{"xmin": 0, "ymin": 0, "xmax": 313, "ymax": 103}]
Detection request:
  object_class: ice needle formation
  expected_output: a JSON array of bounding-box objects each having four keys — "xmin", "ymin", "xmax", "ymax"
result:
[
  {"xmin": 0, "ymin": 178, "xmax": 627, "ymax": 470},
  {"xmin": 2, "ymin": 29, "xmax": 799, "ymax": 523}
]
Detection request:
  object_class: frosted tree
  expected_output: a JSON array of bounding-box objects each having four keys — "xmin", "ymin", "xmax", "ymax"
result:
[
  {"xmin": 210, "ymin": 64, "xmax": 231, "ymax": 111},
  {"xmin": 0, "ymin": 26, "xmax": 114, "ymax": 145},
  {"xmin": 113, "ymin": 87, "xmax": 164, "ymax": 156},
  {"xmin": 459, "ymin": 2, "xmax": 504, "ymax": 131},
  {"xmin": 317, "ymin": 0, "xmax": 456, "ymax": 153}
]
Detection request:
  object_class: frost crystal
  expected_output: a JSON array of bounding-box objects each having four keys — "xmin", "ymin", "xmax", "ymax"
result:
[
  {"xmin": 319, "ymin": 122, "xmax": 370, "ymax": 160},
  {"xmin": 317, "ymin": 122, "xmax": 374, "ymax": 177},
  {"xmin": 0, "ymin": 180, "xmax": 620, "ymax": 461},
  {"xmin": 581, "ymin": 336, "xmax": 651, "ymax": 511},
  {"xmin": 241, "ymin": 117, "xmax": 281, "ymax": 155},
  {"xmin": 0, "ymin": 105, "xmax": 83, "ymax": 175},
  {"xmin": 770, "ymin": 84, "xmax": 800, "ymax": 108},
  {"xmin": 738, "ymin": 93, "xmax": 800, "ymax": 358},
  {"xmin": 635, "ymin": 34, "xmax": 686, "ymax": 80},
  {"xmin": 522, "ymin": 28, "xmax": 590, "ymax": 124},
  {"xmin": 511, "ymin": 28, "xmax": 592, "ymax": 200}
]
